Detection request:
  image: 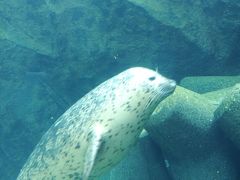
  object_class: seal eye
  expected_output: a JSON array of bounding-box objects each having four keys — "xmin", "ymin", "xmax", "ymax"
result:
[{"xmin": 148, "ymin": 76, "xmax": 156, "ymax": 81}]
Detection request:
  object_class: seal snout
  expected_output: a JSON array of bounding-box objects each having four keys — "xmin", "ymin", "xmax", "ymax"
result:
[
  {"xmin": 168, "ymin": 80, "xmax": 176, "ymax": 91},
  {"xmin": 161, "ymin": 79, "xmax": 176, "ymax": 95}
]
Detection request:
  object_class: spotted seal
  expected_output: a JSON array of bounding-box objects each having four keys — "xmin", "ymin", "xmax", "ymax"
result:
[{"xmin": 17, "ymin": 67, "xmax": 176, "ymax": 180}]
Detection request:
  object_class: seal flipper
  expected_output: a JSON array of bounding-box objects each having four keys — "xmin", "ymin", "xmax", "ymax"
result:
[
  {"xmin": 83, "ymin": 124, "xmax": 104, "ymax": 180},
  {"xmin": 139, "ymin": 129, "xmax": 148, "ymax": 138}
]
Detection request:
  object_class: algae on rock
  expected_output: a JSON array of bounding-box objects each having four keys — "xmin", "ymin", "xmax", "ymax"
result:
[
  {"xmin": 100, "ymin": 137, "xmax": 171, "ymax": 180},
  {"xmin": 215, "ymin": 84, "xmax": 240, "ymax": 150},
  {"xmin": 180, "ymin": 75, "xmax": 240, "ymax": 93},
  {"xmin": 128, "ymin": 0, "xmax": 240, "ymax": 60},
  {"xmin": 146, "ymin": 86, "xmax": 239, "ymax": 179},
  {"xmin": 0, "ymin": 0, "xmax": 57, "ymax": 57}
]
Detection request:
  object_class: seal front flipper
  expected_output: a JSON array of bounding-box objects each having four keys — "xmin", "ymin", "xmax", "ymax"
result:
[
  {"xmin": 139, "ymin": 129, "xmax": 148, "ymax": 138},
  {"xmin": 83, "ymin": 124, "xmax": 104, "ymax": 180}
]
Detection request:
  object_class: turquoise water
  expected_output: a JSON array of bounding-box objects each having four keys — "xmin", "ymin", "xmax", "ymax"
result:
[{"xmin": 0, "ymin": 0, "xmax": 240, "ymax": 179}]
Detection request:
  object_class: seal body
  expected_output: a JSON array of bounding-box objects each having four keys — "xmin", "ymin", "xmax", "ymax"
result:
[{"xmin": 17, "ymin": 67, "xmax": 176, "ymax": 180}]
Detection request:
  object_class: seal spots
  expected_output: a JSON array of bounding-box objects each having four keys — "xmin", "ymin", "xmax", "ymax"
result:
[
  {"xmin": 137, "ymin": 102, "xmax": 141, "ymax": 107},
  {"xmin": 98, "ymin": 158, "xmax": 105, "ymax": 162},
  {"xmin": 131, "ymin": 130, "xmax": 135, "ymax": 133},
  {"xmin": 75, "ymin": 143, "xmax": 80, "ymax": 149},
  {"xmin": 68, "ymin": 172, "xmax": 81, "ymax": 179},
  {"xmin": 120, "ymin": 148, "xmax": 125, "ymax": 152},
  {"xmin": 145, "ymin": 89, "xmax": 150, "ymax": 93},
  {"xmin": 113, "ymin": 149, "xmax": 119, "ymax": 154}
]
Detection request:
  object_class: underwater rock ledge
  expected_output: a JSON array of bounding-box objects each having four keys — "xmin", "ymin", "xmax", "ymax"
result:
[
  {"xmin": 146, "ymin": 86, "xmax": 240, "ymax": 180},
  {"xmin": 215, "ymin": 84, "xmax": 240, "ymax": 150}
]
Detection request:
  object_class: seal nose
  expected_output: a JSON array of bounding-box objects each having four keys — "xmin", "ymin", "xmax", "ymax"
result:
[
  {"xmin": 162, "ymin": 79, "xmax": 176, "ymax": 94},
  {"xmin": 169, "ymin": 80, "xmax": 176, "ymax": 91}
]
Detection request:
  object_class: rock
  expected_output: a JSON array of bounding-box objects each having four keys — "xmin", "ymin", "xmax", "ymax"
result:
[
  {"xmin": 203, "ymin": 87, "xmax": 233, "ymax": 104},
  {"xmin": 180, "ymin": 76, "xmax": 240, "ymax": 93},
  {"xmin": 146, "ymin": 86, "xmax": 240, "ymax": 179},
  {"xmin": 127, "ymin": 0, "xmax": 240, "ymax": 62},
  {"xmin": 0, "ymin": 0, "xmax": 57, "ymax": 57},
  {"xmin": 0, "ymin": 76, "xmax": 65, "ymax": 180},
  {"xmin": 214, "ymin": 84, "xmax": 240, "ymax": 149},
  {"xmin": 100, "ymin": 136, "xmax": 171, "ymax": 180}
]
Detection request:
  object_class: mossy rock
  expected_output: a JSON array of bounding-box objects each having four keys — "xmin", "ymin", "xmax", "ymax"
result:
[
  {"xmin": 0, "ymin": 1, "xmax": 56, "ymax": 57},
  {"xmin": 180, "ymin": 76, "xmax": 240, "ymax": 93},
  {"xmin": 100, "ymin": 137, "xmax": 171, "ymax": 180},
  {"xmin": 215, "ymin": 84, "xmax": 240, "ymax": 149},
  {"xmin": 147, "ymin": 86, "xmax": 217, "ymax": 158},
  {"xmin": 127, "ymin": 0, "xmax": 240, "ymax": 61},
  {"xmin": 146, "ymin": 86, "xmax": 239, "ymax": 179},
  {"xmin": 203, "ymin": 87, "xmax": 233, "ymax": 105}
]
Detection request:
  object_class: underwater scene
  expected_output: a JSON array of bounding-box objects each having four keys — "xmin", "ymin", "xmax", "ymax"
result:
[{"xmin": 1, "ymin": 0, "xmax": 240, "ymax": 179}]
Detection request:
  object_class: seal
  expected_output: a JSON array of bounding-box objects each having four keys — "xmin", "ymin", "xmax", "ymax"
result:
[{"xmin": 17, "ymin": 67, "xmax": 176, "ymax": 180}]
